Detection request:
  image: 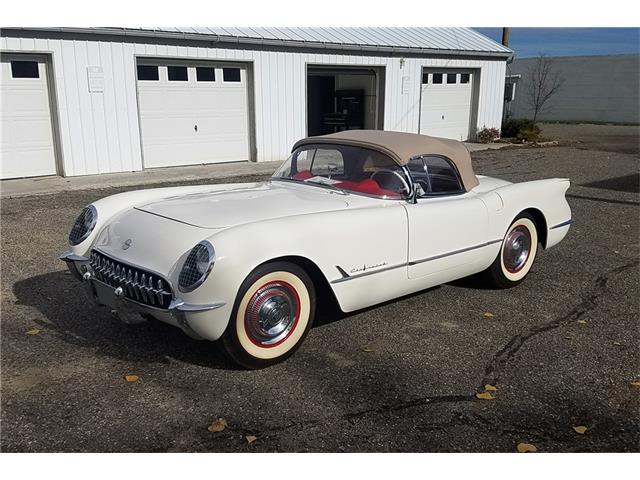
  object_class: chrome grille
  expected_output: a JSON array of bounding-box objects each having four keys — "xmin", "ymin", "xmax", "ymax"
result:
[{"xmin": 89, "ymin": 250, "xmax": 173, "ymax": 309}]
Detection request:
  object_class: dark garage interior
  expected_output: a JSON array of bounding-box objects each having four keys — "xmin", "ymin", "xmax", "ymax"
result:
[{"xmin": 307, "ymin": 66, "xmax": 384, "ymax": 136}]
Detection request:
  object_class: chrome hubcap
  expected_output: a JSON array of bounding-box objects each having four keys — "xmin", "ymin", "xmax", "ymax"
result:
[
  {"xmin": 503, "ymin": 226, "xmax": 531, "ymax": 273},
  {"xmin": 245, "ymin": 282, "xmax": 299, "ymax": 346}
]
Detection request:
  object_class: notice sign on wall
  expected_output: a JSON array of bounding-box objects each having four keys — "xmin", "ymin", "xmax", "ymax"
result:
[
  {"xmin": 401, "ymin": 76, "xmax": 410, "ymax": 94},
  {"xmin": 87, "ymin": 66, "xmax": 104, "ymax": 93}
]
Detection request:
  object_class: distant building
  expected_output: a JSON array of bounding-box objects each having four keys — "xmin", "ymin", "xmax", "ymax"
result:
[
  {"xmin": 505, "ymin": 54, "xmax": 639, "ymax": 124},
  {"xmin": 1, "ymin": 27, "xmax": 511, "ymax": 180}
]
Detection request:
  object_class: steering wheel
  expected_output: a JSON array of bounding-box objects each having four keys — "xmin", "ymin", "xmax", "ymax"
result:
[{"xmin": 370, "ymin": 169, "xmax": 411, "ymax": 195}]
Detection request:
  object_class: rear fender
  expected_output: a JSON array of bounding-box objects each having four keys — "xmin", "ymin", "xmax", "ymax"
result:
[{"xmin": 487, "ymin": 178, "xmax": 571, "ymax": 249}]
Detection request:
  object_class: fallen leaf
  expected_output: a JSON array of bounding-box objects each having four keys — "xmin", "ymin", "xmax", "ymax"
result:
[
  {"xmin": 26, "ymin": 328, "xmax": 41, "ymax": 335},
  {"xmin": 573, "ymin": 425, "xmax": 588, "ymax": 434},
  {"xmin": 483, "ymin": 312, "xmax": 495, "ymax": 318},
  {"xmin": 484, "ymin": 384, "xmax": 497, "ymax": 392},
  {"xmin": 476, "ymin": 392, "xmax": 494, "ymax": 400},
  {"xmin": 207, "ymin": 417, "xmax": 228, "ymax": 433},
  {"xmin": 630, "ymin": 381, "xmax": 640, "ymax": 387},
  {"xmin": 613, "ymin": 341, "xmax": 622, "ymax": 346},
  {"xmin": 361, "ymin": 346, "xmax": 374, "ymax": 352},
  {"xmin": 517, "ymin": 442, "xmax": 537, "ymax": 453},
  {"xmin": 124, "ymin": 374, "xmax": 139, "ymax": 383},
  {"xmin": 576, "ymin": 320, "xmax": 587, "ymax": 325},
  {"xmin": 245, "ymin": 435, "xmax": 258, "ymax": 444},
  {"xmin": 614, "ymin": 250, "xmax": 619, "ymax": 254}
]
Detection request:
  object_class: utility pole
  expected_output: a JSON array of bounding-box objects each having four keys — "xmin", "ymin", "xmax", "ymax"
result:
[{"xmin": 502, "ymin": 27, "xmax": 510, "ymax": 47}]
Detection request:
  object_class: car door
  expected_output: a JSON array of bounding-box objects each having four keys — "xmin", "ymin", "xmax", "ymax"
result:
[{"xmin": 404, "ymin": 156, "xmax": 489, "ymax": 280}]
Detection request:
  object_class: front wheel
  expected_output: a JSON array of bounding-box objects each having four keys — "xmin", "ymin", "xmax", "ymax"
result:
[
  {"xmin": 483, "ymin": 213, "xmax": 539, "ymax": 289},
  {"xmin": 221, "ymin": 261, "xmax": 316, "ymax": 369}
]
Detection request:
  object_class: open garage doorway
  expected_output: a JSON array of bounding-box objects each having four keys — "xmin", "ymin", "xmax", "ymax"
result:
[{"xmin": 307, "ymin": 65, "xmax": 385, "ymax": 136}]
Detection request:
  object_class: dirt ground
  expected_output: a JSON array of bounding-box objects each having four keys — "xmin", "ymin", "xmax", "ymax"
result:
[{"xmin": 1, "ymin": 126, "xmax": 639, "ymax": 452}]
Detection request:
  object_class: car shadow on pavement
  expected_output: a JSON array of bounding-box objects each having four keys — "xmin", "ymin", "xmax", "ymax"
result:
[
  {"xmin": 13, "ymin": 270, "xmax": 242, "ymax": 371},
  {"xmin": 581, "ymin": 173, "xmax": 640, "ymax": 194}
]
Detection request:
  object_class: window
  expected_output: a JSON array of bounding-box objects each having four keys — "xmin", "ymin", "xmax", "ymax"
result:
[
  {"xmin": 272, "ymin": 145, "xmax": 410, "ymax": 199},
  {"xmin": 432, "ymin": 73, "xmax": 443, "ymax": 84},
  {"xmin": 422, "ymin": 72, "xmax": 429, "ymax": 84},
  {"xmin": 408, "ymin": 157, "xmax": 430, "ymax": 195},
  {"xmin": 446, "ymin": 73, "xmax": 457, "ymax": 84},
  {"xmin": 294, "ymin": 150, "xmax": 312, "ymax": 173},
  {"xmin": 423, "ymin": 156, "xmax": 463, "ymax": 194},
  {"xmin": 11, "ymin": 61, "xmax": 39, "ymax": 78},
  {"xmin": 137, "ymin": 65, "xmax": 159, "ymax": 81},
  {"xmin": 409, "ymin": 156, "xmax": 463, "ymax": 196},
  {"xmin": 167, "ymin": 66, "xmax": 188, "ymax": 81},
  {"xmin": 460, "ymin": 73, "xmax": 470, "ymax": 84},
  {"xmin": 196, "ymin": 67, "xmax": 216, "ymax": 82},
  {"xmin": 310, "ymin": 149, "xmax": 345, "ymax": 176},
  {"xmin": 223, "ymin": 68, "xmax": 241, "ymax": 82}
]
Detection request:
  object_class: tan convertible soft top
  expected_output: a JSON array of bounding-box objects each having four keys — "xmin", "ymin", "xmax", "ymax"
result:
[{"xmin": 293, "ymin": 130, "xmax": 479, "ymax": 191}]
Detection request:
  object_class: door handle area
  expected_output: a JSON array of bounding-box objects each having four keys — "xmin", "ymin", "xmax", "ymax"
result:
[{"xmin": 194, "ymin": 124, "xmax": 198, "ymax": 132}]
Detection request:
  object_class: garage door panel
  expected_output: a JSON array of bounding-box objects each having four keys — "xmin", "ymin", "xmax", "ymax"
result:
[
  {"xmin": 1, "ymin": 57, "xmax": 56, "ymax": 179},
  {"xmin": 419, "ymin": 72, "xmax": 473, "ymax": 142},
  {"xmin": 137, "ymin": 62, "xmax": 250, "ymax": 169}
]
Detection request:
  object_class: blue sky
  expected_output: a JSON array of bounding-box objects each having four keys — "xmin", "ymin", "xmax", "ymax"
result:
[{"xmin": 474, "ymin": 28, "xmax": 640, "ymax": 58}]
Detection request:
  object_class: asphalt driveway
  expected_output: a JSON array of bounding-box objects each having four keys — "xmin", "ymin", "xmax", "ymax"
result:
[{"xmin": 1, "ymin": 132, "xmax": 638, "ymax": 452}]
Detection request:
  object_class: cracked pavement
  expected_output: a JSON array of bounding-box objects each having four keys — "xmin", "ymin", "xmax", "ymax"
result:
[{"xmin": 1, "ymin": 125, "xmax": 639, "ymax": 452}]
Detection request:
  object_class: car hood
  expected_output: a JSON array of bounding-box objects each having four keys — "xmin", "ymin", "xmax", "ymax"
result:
[{"xmin": 134, "ymin": 181, "xmax": 350, "ymax": 229}]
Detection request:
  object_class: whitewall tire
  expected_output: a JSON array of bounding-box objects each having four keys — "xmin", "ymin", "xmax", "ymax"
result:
[
  {"xmin": 221, "ymin": 261, "xmax": 315, "ymax": 369},
  {"xmin": 484, "ymin": 213, "xmax": 539, "ymax": 288}
]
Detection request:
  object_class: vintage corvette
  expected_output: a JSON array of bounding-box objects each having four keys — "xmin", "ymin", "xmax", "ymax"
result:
[{"xmin": 61, "ymin": 130, "xmax": 572, "ymax": 368}]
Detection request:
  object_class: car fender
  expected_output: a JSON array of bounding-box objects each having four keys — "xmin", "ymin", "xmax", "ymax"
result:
[{"xmin": 486, "ymin": 178, "xmax": 572, "ymax": 248}]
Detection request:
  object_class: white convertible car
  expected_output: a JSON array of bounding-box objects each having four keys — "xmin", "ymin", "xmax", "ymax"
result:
[{"xmin": 61, "ymin": 131, "xmax": 572, "ymax": 368}]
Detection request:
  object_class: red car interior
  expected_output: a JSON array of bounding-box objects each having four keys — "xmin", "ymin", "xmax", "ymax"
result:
[{"xmin": 292, "ymin": 170, "xmax": 401, "ymax": 197}]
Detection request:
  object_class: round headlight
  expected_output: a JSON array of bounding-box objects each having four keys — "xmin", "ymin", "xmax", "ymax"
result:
[
  {"xmin": 179, "ymin": 241, "xmax": 215, "ymax": 292},
  {"xmin": 68, "ymin": 205, "xmax": 97, "ymax": 246}
]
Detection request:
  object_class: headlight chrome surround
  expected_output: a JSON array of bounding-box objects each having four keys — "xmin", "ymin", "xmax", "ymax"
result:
[
  {"xmin": 68, "ymin": 205, "xmax": 98, "ymax": 246},
  {"xmin": 178, "ymin": 241, "xmax": 216, "ymax": 293}
]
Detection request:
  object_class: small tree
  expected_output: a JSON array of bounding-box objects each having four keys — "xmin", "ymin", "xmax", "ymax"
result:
[{"xmin": 525, "ymin": 55, "xmax": 565, "ymax": 123}]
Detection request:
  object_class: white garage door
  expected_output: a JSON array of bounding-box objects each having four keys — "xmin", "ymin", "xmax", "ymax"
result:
[
  {"xmin": 136, "ymin": 61, "xmax": 249, "ymax": 168},
  {"xmin": 1, "ymin": 55, "xmax": 57, "ymax": 179},
  {"xmin": 419, "ymin": 71, "xmax": 473, "ymax": 141}
]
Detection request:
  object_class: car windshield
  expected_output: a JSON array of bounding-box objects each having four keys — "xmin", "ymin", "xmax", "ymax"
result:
[{"xmin": 272, "ymin": 143, "xmax": 410, "ymax": 199}]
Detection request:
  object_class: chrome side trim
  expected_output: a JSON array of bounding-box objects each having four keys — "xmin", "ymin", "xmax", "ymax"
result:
[
  {"xmin": 550, "ymin": 219, "xmax": 573, "ymax": 230},
  {"xmin": 331, "ymin": 262, "xmax": 407, "ymax": 284},
  {"xmin": 331, "ymin": 239, "xmax": 503, "ymax": 284},
  {"xmin": 407, "ymin": 239, "xmax": 503, "ymax": 266}
]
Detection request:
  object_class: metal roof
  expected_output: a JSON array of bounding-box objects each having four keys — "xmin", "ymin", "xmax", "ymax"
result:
[{"xmin": 5, "ymin": 27, "xmax": 512, "ymax": 57}]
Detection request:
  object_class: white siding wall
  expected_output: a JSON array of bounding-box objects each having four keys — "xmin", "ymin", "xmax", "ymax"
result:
[{"xmin": 1, "ymin": 34, "xmax": 506, "ymax": 176}]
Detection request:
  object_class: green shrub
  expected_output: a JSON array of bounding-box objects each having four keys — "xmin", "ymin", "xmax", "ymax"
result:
[
  {"xmin": 501, "ymin": 118, "xmax": 543, "ymax": 142},
  {"xmin": 516, "ymin": 125, "xmax": 542, "ymax": 142},
  {"xmin": 476, "ymin": 127, "xmax": 500, "ymax": 143},
  {"xmin": 501, "ymin": 118, "xmax": 537, "ymax": 138}
]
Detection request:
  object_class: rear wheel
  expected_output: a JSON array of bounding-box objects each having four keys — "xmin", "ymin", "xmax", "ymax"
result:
[
  {"xmin": 484, "ymin": 213, "xmax": 539, "ymax": 288},
  {"xmin": 221, "ymin": 261, "xmax": 316, "ymax": 369}
]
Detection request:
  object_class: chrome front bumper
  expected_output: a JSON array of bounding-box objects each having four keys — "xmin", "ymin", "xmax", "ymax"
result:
[{"xmin": 60, "ymin": 250, "xmax": 226, "ymax": 340}]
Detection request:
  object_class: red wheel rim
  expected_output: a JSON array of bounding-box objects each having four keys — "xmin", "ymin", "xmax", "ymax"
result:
[{"xmin": 244, "ymin": 280, "xmax": 301, "ymax": 348}]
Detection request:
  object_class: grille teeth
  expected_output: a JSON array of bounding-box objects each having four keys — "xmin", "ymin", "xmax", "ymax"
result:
[{"xmin": 89, "ymin": 250, "xmax": 172, "ymax": 309}]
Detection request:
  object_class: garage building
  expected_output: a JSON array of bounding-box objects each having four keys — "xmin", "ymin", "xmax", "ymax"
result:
[{"xmin": 0, "ymin": 27, "xmax": 511, "ymax": 179}]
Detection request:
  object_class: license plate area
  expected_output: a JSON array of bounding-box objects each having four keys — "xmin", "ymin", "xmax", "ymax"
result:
[{"xmin": 92, "ymin": 280, "xmax": 119, "ymax": 309}]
